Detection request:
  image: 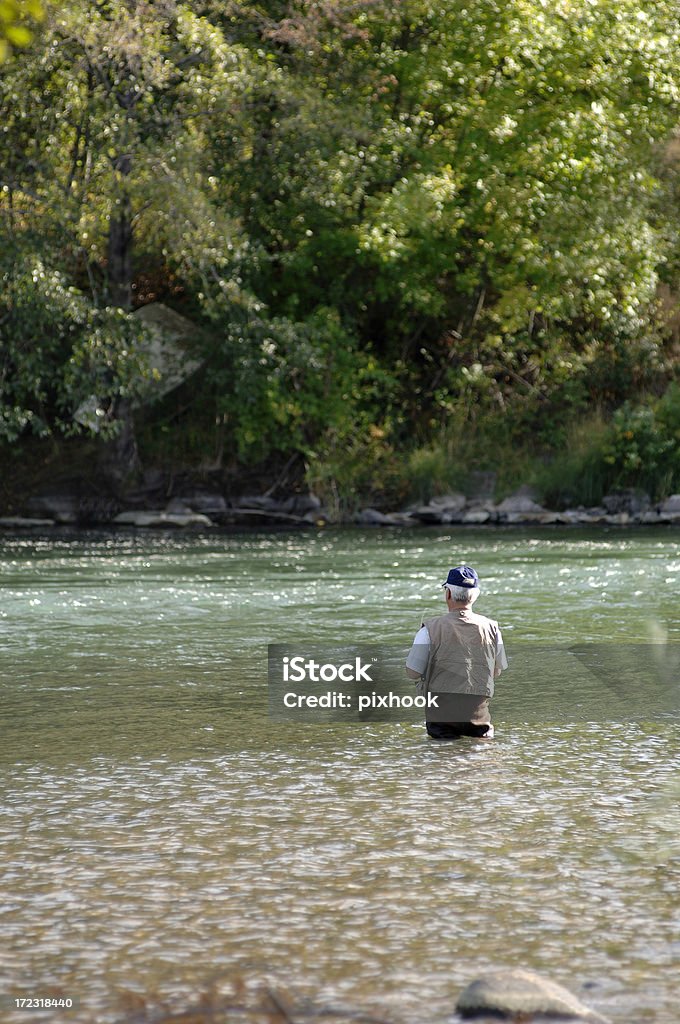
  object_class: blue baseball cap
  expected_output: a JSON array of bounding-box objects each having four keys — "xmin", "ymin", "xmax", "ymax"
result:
[{"xmin": 442, "ymin": 565, "xmax": 479, "ymax": 588}]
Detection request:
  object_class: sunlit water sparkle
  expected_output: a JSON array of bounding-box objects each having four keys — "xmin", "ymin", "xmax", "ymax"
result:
[{"xmin": 0, "ymin": 528, "xmax": 678, "ymax": 1024}]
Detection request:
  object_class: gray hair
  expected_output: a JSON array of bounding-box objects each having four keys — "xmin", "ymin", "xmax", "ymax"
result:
[{"xmin": 445, "ymin": 585, "xmax": 480, "ymax": 605}]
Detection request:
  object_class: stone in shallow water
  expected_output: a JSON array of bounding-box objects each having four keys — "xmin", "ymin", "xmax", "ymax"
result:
[{"xmin": 456, "ymin": 969, "xmax": 610, "ymax": 1022}]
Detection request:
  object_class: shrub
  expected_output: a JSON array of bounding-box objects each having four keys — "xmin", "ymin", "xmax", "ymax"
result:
[{"xmin": 602, "ymin": 400, "xmax": 679, "ymax": 499}]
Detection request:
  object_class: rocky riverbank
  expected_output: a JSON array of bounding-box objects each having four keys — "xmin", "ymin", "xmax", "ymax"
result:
[
  {"xmin": 1, "ymin": 483, "xmax": 680, "ymax": 531},
  {"xmin": 360, "ymin": 486, "xmax": 680, "ymax": 527}
]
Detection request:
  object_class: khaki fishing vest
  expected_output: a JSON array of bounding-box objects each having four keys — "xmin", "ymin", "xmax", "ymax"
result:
[{"xmin": 424, "ymin": 609, "xmax": 500, "ymax": 697}]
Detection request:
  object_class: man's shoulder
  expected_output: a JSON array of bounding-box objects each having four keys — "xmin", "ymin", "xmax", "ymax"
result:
[
  {"xmin": 468, "ymin": 610, "xmax": 500, "ymax": 627},
  {"xmin": 423, "ymin": 613, "xmax": 447, "ymax": 629},
  {"xmin": 424, "ymin": 610, "xmax": 503, "ymax": 632}
]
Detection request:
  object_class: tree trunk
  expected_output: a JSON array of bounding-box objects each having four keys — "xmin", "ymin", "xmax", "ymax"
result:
[
  {"xmin": 99, "ymin": 398, "xmax": 141, "ymax": 488},
  {"xmin": 107, "ymin": 190, "xmax": 133, "ymax": 310},
  {"xmin": 102, "ymin": 184, "xmax": 140, "ymax": 486}
]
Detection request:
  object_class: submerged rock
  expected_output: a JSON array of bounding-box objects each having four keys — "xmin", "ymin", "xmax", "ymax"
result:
[{"xmin": 456, "ymin": 969, "xmax": 610, "ymax": 1022}]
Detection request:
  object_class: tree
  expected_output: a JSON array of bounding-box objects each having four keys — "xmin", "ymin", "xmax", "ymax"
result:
[
  {"xmin": 0, "ymin": 0, "xmax": 253, "ymax": 468},
  {"xmin": 0, "ymin": 0, "xmax": 43, "ymax": 62},
  {"xmin": 2, "ymin": 0, "xmax": 680, "ymax": 488},
  {"xmin": 221, "ymin": 0, "xmax": 680, "ymax": 414}
]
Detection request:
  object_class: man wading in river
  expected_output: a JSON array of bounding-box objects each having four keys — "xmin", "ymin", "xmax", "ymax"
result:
[{"xmin": 405, "ymin": 565, "xmax": 507, "ymax": 739}]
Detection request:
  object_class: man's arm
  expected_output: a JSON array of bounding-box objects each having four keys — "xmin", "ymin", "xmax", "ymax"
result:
[
  {"xmin": 406, "ymin": 625, "xmax": 430, "ymax": 679},
  {"xmin": 494, "ymin": 626, "xmax": 509, "ymax": 679}
]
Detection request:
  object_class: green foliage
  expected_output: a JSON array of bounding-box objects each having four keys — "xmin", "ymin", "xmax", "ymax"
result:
[
  {"xmin": 602, "ymin": 400, "xmax": 680, "ymax": 498},
  {"xmin": 2, "ymin": 0, "xmax": 680, "ymax": 498},
  {"xmin": 534, "ymin": 413, "xmax": 613, "ymax": 509},
  {"xmin": 0, "ymin": 0, "xmax": 43, "ymax": 61},
  {"xmin": 307, "ymin": 430, "xmax": 408, "ymax": 519},
  {"xmin": 656, "ymin": 380, "xmax": 680, "ymax": 439},
  {"xmin": 0, "ymin": 247, "xmax": 152, "ymax": 441},
  {"xmin": 535, "ymin": 386, "xmax": 680, "ymax": 507},
  {"xmin": 407, "ymin": 445, "xmax": 459, "ymax": 505},
  {"xmin": 203, "ymin": 306, "xmax": 397, "ymax": 466}
]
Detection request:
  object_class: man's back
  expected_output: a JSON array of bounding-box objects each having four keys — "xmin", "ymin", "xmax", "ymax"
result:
[{"xmin": 424, "ymin": 607, "xmax": 504, "ymax": 696}]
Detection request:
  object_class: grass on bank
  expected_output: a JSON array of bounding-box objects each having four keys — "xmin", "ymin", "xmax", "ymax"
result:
[
  {"xmin": 3, "ymin": 385, "xmax": 679, "ymax": 519},
  {"xmin": 307, "ymin": 384, "xmax": 680, "ymax": 513}
]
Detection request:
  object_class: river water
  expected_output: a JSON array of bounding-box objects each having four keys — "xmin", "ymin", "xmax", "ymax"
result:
[{"xmin": 0, "ymin": 527, "xmax": 678, "ymax": 1024}]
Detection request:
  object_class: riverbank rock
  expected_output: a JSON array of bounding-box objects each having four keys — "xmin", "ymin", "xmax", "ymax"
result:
[
  {"xmin": 113, "ymin": 510, "xmax": 214, "ymax": 528},
  {"xmin": 232, "ymin": 494, "xmax": 281, "ymax": 511},
  {"xmin": 462, "ymin": 506, "xmax": 494, "ymax": 524},
  {"xmin": 456, "ymin": 969, "xmax": 610, "ymax": 1022},
  {"xmin": 409, "ymin": 493, "xmax": 483, "ymax": 524},
  {"xmin": 24, "ymin": 491, "xmax": 122, "ymax": 525},
  {"xmin": 561, "ymin": 506, "xmax": 609, "ymax": 525},
  {"xmin": 0, "ymin": 517, "xmax": 56, "ymax": 529},
  {"xmin": 26, "ymin": 492, "xmax": 80, "ymax": 524},
  {"xmin": 409, "ymin": 504, "xmax": 452, "ymax": 524},
  {"xmin": 496, "ymin": 486, "xmax": 551, "ymax": 523},
  {"xmin": 227, "ymin": 493, "xmax": 326, "ymax": 525},
  {"xmin": 430, "ymin": 493, "xmax": 467, "ymax": 513},
  {"xmin": 280, "ymin": 494, "xmax": 322, "ymax": 515},
  {"xmin": 173, "ymin": 492, "xmax": 228, "ymax": 518},
  {"xmin": 356, "ymin": 508, "xmax": 400, "ymax": 526},
  {"xmin": 658, "ymin": 494, "xmax": 680, "ymax": 520},
  {"xmin": 602, "ymin": 489, "xmax": 651, "ymax": 515}
]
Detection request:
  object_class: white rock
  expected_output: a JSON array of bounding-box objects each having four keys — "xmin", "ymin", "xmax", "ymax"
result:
[
  {"xmin": 497, "ymin": 486, "xmax": 545, "ymax": 514},
  {"xmin": 456, "ymin": 968, "xmax": 610, "ymax": 1021},
  {"xmin": 603, "ymin": 512, "xmax": 631, "ymax": 525},
  {"xmin": 638, "ymin": 511, "xmax": 662, "ymax": 524},
  {"xmin": 659, "ymin": 494, "xmax": 680, "ymax": 513},
  {"xmin": 429, "ymin": 493, "xmax": 467, "ymax": 512},
  {"xmin": 462, "ymin": 509, "xmax": 491, "ymax": 524}
]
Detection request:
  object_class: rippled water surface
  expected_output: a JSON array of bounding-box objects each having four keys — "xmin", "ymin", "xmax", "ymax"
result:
[{"xmin": 1, "ymin": 528, "xmax": 679, "ymax": 1023}]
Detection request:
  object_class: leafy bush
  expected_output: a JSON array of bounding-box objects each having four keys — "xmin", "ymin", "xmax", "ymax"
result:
[
  {"xmin": 204, "ymin": 306, "xmax": 404, "ymax": 468},
  {"xmin": 0, "ymin": 252, "xmax": 152, "ymax": 441},
  {"xmin": 307, "ymin": 428, "xmax": 409, "ymax": 519},
  {"xmin": 602, "ymin": 400, "xmax": 679, "ymax": 499},
  {"xmin": 534, "ymin": 386, "xmax": 680, "ymax": 507}
]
